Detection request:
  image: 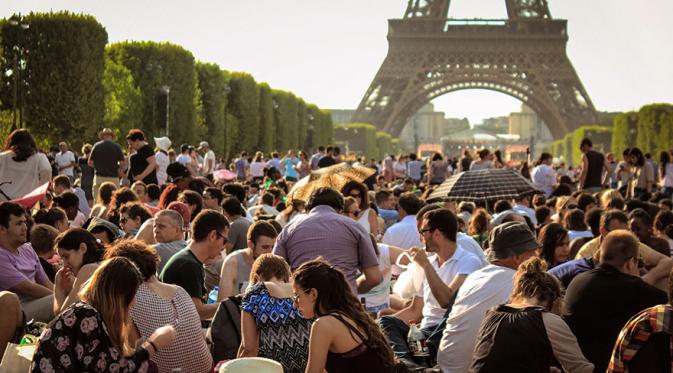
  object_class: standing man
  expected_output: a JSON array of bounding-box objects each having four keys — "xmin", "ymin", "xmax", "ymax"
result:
[
  {"xmin": 578, "ymin": 138, "xmax": 609, "ymax": 193},
  {"xmin": 310, "ymin": 146, "xmax": 325, "ymax": 170},
  {"xmin": 89, "ymin": 128, "xmax": 125, "ymax": 202},
  {"xmin": 126, "ymin": 129, "xmax": 158, "ymax": 185},
  {"xmin": 406, "ymin": 153, "xmax": 424, "ymax": 184},
  {"xmin": 199, "ymin": 141, "xmax": 216, "ymax": 180},
  {"xmin": 317, "ymin": 146, "xmax": 336, "ymax": 168},
  {"xmin": 55, "ymin": 142, "xmax": 76, "ymax": 181},
  {"xmin": 235, "ymin": 151, "xmax": 249, "ymax": 181}
]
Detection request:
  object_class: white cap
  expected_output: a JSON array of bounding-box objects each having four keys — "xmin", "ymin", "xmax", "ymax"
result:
[
  {"xmin": 198, "ymin": 141, "xmax": 210, "ymax": 150},
  {"xmin": 154, "ymin": 137, "xmax": 171, "ymax": 152}
]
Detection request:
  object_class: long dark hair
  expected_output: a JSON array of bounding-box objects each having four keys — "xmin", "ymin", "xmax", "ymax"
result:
[
  {"xmin": 293, "ymin": 258, "xmax": 395, "ymax": 369},
  {"xmin": 660, "ymin": 151, "xmax": 671, "ymax": 178},
  {"xmin": 55, "ymin": 228, "xmax": 106, "ymax": 266},
  {"xmin": 4, "ymin": 129, "xmax": 38, "ymax": 162},
  {"xmin": 538, "ymin": 223, "xmax": 568, "ymax": 268},
  {"xmin": 629, "ymin": 147, "xmax": 645, "ymax": 167}
]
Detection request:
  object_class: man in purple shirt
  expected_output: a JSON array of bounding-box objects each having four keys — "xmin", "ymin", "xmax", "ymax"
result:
[
  {"xmin": 0, "ymin": 202, "xmax": 54, "ymax": 322},
  {"xmin": 273, "ymin": 187, "xmax": 382, "ymax": 292}
]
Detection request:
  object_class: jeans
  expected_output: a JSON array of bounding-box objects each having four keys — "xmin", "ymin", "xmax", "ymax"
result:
[{"xmin": 379, "ymin": 316, "xmax": 435, "ymax": 360}]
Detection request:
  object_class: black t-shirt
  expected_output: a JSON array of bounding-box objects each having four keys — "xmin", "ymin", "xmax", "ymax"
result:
[
  {"xmin": 317, "ymin": 156, "xmax": 336, "ymax": 168},
  {"xmin": 39, "ymin": 257, "xmax": 57, "ymax": 283},
  {"xmin": 160, "ymin": 248, "xmax": 206, "ymax": 301},
  {"xmin": 129, "ymin": 144, "xmax": 158, "ymax": 185},
  {"xmin": 90, "ymin": 140, "xmax": 124, "ymax": 177}
]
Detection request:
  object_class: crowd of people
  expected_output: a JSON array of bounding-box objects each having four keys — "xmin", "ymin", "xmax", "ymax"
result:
[{"xmin": 1, "ymin": 126, "xmax": 673, "ymax": 372}]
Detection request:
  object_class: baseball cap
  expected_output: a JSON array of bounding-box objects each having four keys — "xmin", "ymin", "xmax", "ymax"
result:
[
  {"xmin": 198, "ymin": 141, "xmax": 209, "ymax": 150},
  {"xmin": 486, "ymin": 221, "xmax": 539, "ymax": 262}
]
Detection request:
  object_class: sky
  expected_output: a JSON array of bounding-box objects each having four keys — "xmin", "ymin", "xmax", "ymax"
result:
[{"xmin": 2, "ymin": 0, "xmax": 672, "ymax": 125}]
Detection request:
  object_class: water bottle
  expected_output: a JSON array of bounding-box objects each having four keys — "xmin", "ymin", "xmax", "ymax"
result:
[
  {"xmin": 207, "ymin": 286, "xmax": 219, "ymax": 304},
  {"xmin": 407, "ymin": 321, "xmax": 428, "ymax": 357}
]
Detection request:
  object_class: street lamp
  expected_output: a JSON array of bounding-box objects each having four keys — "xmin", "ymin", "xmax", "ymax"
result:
[
  {"xmin": 8, "ymin": 13, "xmax": 30, "ymax": 130},
  {"xmin": 160, "ymin": 85, "xmax": 170, "ymax": 137}
]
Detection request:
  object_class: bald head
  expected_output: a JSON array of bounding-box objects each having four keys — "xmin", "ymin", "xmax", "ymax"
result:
[{"xmin": 153, "ymin": 210, "xmax": 184, "ymax": 243}]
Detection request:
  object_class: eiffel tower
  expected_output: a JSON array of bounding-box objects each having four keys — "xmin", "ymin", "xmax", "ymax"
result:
[{"xmin": 352, "ymin": 0, "xmax": 597, "ymax": 139}]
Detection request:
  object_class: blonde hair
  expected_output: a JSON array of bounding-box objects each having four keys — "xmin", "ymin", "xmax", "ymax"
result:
[
  {"xmin": 79, "ymin": 257, "xmax": 142, "ymax": 356},
  {"xmin": 600, "ymin": 189, "xmax": 623, "ymax": 209}
]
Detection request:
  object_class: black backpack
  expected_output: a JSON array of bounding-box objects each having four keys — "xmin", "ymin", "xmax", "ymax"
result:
[{"xmin": 206, "ymin": 295, "xmax": 242, "ymax": 363}]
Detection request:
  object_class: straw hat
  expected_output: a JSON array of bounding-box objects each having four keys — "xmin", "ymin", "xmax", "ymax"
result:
[
  {"xmin": 98, "ymin": 128, "xmax": 116, "ymax": 140},
  {"xmin": 154, "ymin": 137, "xmax": 172, "ymax": 152},
  {"xmin": 218, "ymin": 358, "xmax": 283, "ymax": 373}
]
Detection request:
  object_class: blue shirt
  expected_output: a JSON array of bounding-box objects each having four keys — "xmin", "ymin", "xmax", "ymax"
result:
[
  {"xmin": 283, "ymin": 158, "xmax": 298, "ymax": 178},
  {"xmin": 548, "ymin": 257, "xmax": 595, "ymax": 288}
]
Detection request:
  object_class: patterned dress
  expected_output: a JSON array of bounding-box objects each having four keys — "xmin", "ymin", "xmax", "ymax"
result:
[
  {"xmin": 31, "ymin": 302, "xmax": 150, "ymax": 373},
  {"xmin": 241, "ymin": 282, "xmax": 312, "ymax": 373}
]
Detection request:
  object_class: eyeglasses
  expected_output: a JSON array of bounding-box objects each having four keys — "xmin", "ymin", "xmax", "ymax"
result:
[
  {"xmin": 418, "ymin": 227, "xmax": 433, "ymax": 235},
  {"xmin": 215, "ymin": 231, "xmax": 229, "ymax": 244},
  {"xmin": 292, "ymin": 288, "xmax": 311, "ymax": 303}
]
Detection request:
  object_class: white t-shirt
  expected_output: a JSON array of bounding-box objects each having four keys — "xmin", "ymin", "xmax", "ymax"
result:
[
  {"xmin": 55, "ymin": 150, "xmax": 76, "ymax": 177},
  {"xmin": 202, "ymin": 150, "xmax": 216, "ymax": 175},
  {"xmin": 437, "ymin": 264, "xmax": 515, "ymax": 373},
  {"xmin": 417, "ymin": 247, "xmax": 482, "ymax": 329},
  {"xmin": 250, "ymin": 162, "xmax": 266, "ymax": 178},
  {"xmin": 456, "ymin": 233, "xmax": 488, "ymax": 267},
  {"xmin": 382, "ymin": 215, "xmax": 423, "ymax": 250},
  {"xmin": 176, "ymin": 154, "xmax": 191, "ymax": 166},
  {"xmin": 531, "ymin": 164, "xmax": 556, "ymax": 196},
  {"xmin": 358, "ymin": 243, "xmax": 392, "ymax": 313},
  {"xmin": 155, "ymin": 151, "xmax": 169, "ymax": 186}
]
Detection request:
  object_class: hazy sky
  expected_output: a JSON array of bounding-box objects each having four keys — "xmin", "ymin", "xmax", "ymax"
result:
[{"xmin": 3, "ymin": 0, "xmax": 672, "ymax": 124}]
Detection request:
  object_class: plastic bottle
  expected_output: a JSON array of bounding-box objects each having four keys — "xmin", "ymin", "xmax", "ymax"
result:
[
  {"xmin": 407, "ymin": 321, "xmax": 428, "ymax": 356},
  {"xmin": 207, "ymin": 286, "xmax": 219, "ymax": 304}
]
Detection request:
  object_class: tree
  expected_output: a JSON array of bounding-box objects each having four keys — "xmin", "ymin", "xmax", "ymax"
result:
[
  {"xmin": 102, "ymin": 56, "xmax": 142, "ymax": 139},
  {"xmin": 257, "ymin": 83, "xmax": 274, "ymax": 153},
  {"xmin": 196, "ymin": 62, "xmax": 227, "ymax": 157},
  {"xmin": 229, "ymin": 72, "xmax": 259, "ymax": 153},
  {"xmin": 334, "ymin": 123, "xmax": 378, "ymax": 159},
  {"xmin": 0, "ymin": 12, "xmax": 107, "ymax": 146},
  {"xmin": 106, "ymin": 41, "xmax": 199, "ymax": 145},
  {"xmin": 637, "ymin": 104, "xmax": 673, "ymax": 156}
]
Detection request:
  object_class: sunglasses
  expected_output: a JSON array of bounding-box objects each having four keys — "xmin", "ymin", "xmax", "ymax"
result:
[
  {"xmin": 418, "ymin": 227, "xmax": 434, "ymax": 235},
  {"xmin": 350, "ymin": 210, "xmax": 362, "ymax": 216},
  {"xmin": 350, "ymin": 193, "xmax": 362, "ymax": 198},
  {"xmin": 292, "ymin": 288, "xmax": 310, "ymax": 303},
  {"xmin": 215, "ymin": 231, "xmax": 229, "ymax": 244}
]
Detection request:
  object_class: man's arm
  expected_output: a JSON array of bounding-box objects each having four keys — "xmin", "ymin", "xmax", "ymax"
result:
[
  {"xmin": 578, "ymin": 154, "xmax": 588, "ymax": 190},
  {"xmin": 411, "ymin": 248, "xmax": 467, "ymax": 308},
  {"xmin": 191, "ymin": 297, "xmax": 219, "ymax": 320},
  {"xmin": 356, "ymin": 265, "xmax": 383, "ymax": 294},
  {"xmin": 217, "ymin": 255, "xmax": 238, "ymax": 301},
  {"xmin": 640, "ymin": 246, "xmax": 673, "ymax": 287},
  {"xmin": 11, "ymin": 280, "xmax": 53, "ymax": 299},
  {"xmin": 135, "ymin": 155, "xmax": 157, "ymax": 181},
  {"xmin": 391, "ymin": 296, "xmax": 424, "ymax": 324}
]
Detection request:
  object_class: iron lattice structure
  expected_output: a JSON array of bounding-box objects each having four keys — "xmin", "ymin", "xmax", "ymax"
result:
[{"xmin": 353, "ymin": 0, "xmax": 597, "ymax": 139}]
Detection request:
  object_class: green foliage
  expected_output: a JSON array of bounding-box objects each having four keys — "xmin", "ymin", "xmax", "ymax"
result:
[
  {"xmin": 0, "ymin": 12, "xmax": 107, "ymax": 147},
  {"xmin": 272, "ymin": 90, "xmax": 299, "ymax": 152},
  {"xmin": 570, "ymin": 125, "xmax": 612, "ymax": 165},
  {"xmin": 334, "ymin": 123, "xmax": 378, "ymax": 159},
  {"xmin": 311, "ymin": 108, "xmax": 333, "ymax": 148},
  {"xmin": 196, "ymin": 62, "xmax": 227, "ymax": 157},
  {"xmin": 102, "ymin": 56, "xmax": 142, "ymax": 139},
  {"xmin": 296, "ymin": 99, "xmax": 307, "ymax": 150},
  {"xmin": 637, "ymin": 104, "xmax": 673, "ymax": 156},
  {"xmin": 257, "ymin": 83, "xmax": 274, "ymax": 153},
  {"xmin": 376, "ymin": 131, "xmax": 393, "ymax": 160},
  {"xmin": 106, "ymin": 41, "xmax": 198, "ymax": 145},
  {"xmin": 229, "ymin": 72, "xmax": 259, "ymax": 153},
  {"xmin": 611, "ymin": 112, "xmax": 637, "ymax": 156}
]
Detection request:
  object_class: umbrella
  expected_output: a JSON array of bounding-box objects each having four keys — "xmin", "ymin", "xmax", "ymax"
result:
[
  {"xmin": 213, "ymin": 169, "xmax": 237, "ymax": 181},
  {"xmin": 288, "ymin": 162, "xmax": 376, "ymax": 202},
  {"xmin": 428, "ymin": 169, "xmax": 539, "ymax": 202}
]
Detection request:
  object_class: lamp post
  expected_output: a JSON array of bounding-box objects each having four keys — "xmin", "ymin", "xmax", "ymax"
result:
[
  {"xmin": 160, "ymin": 85, "xmax": 170, "ymax": 137},
  {"xmin": 9, "ymin": 13, "xmax": 29, "ymax": 130}
]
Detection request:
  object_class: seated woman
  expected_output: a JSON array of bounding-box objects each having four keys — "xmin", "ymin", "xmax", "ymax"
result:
[
  {"xmin": 89, "ymin": 181, "xmax": 117, "ymax": 219},
  {"xmin": 538, "ymin": 223, "xmax": 571, "ymax": 269},
  {"xmin": 119, "ymin": 202, "xmax": 153, "ymax": 239},
  {"xmin": 31, "ymin": 257, "xmax": 176, "ymax": 372},
  {"xmin": 239, "ymin": 254, "xmax": 312, "ymax": 373},
  {"xmin": 105, "ymin": 239, "xmax": 213, "ymax": 373},
  {"xmin": 293, "ymin": 258, "xmax": 397, "ymax": 373},
  {"xmin": 53, "ymin": 228, "xmax": 105, "ymax": 315},
  {"xmin": 470, "ymin": 257, "xmax": 593, "ymax": 373}
]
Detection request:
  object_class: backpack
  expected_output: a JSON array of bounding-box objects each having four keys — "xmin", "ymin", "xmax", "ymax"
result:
[{"xmin": 207, "ymin": 295, "xmax": 242, "ymax": 363}]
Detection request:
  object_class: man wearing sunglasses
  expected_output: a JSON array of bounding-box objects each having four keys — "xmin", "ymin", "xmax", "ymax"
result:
[{"xmin": 161, "ymin": 210, "xmax": 229, "ymax": 320}]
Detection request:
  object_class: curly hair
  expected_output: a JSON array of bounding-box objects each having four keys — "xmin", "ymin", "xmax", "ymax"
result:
[
  {"xmin": 292, "ymin": 258, "xmax": 395, "ymax": 369},
  {"xmin": 107, "ymin": 187, "xmax": 139, "ymax": 225}
]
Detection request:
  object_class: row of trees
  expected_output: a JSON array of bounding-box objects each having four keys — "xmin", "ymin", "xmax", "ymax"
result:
[
  {"xmin": 334, "ymin": 123, "xmax": 401, "ymax": 160},
  {"xmin": 549, "ymin": 103, "xmax": 673, "ymax": 166},
  {"xmin": 0, "ymin": 12, "xmax": 333, "ymax": 159}
]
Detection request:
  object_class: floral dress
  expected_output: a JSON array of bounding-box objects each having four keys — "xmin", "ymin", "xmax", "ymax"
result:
[
  {"xmin": 241, "ymin": 282, "xmax": 312, "ymax": 373},
  {"xmin": 31, "ymin": 302, "xmax": 151, "ymax": 373}
]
